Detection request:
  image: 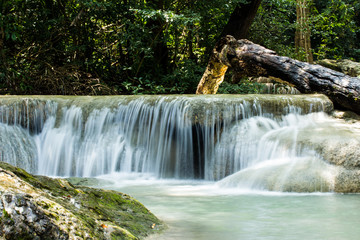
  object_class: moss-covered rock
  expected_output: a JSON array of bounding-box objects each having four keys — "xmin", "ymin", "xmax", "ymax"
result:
[
  {"xmin": 0, "ymin": 162, "xmax": 164, "ymax": 239},
  {"xmin": 317, "ymin": 59, "xmax": 360, "ymax": 78}
]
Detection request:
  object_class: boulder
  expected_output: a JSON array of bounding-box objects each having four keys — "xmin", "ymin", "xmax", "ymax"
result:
[
  {"xmin": 317, "ymin": 59, "xmax": 360, "ymax": 78},
  {"xmin": 296, "ymin": 114, "xmax": 360, "ymax": 170},
  {"xmin": 288, "ymin": 116, "xmax": 360, "ymax": 192},
  {"xmin": 0, "ymin": 162, "xmax": 164, "ymax": 239},
  {"xmin": 249, "ymin": 77, "xmax": 301, "ymax": 94},
  {"xmin": 216, "ymin": 112, "xmax": 360, "ymax": 193},
  {"xmin": 334, "ymin": 169, "xmax": 360, "ymax": 193}
]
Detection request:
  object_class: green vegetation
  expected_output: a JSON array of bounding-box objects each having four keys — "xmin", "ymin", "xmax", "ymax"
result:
[
  {"xmin": 0, "ymin": 0, "xmax": 359, "ymax": 95},
  {"xmin": 249, "ymin": 0, "xmax": 360, "ymax": 61},
  {"xmin": 217, "ymin": 79, "xmax": 266, "ymax": 94}
]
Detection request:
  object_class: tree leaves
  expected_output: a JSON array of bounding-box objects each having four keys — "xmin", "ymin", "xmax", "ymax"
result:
[{"xmin": 0, "ymin": 0, "xmax": 359, "ymax": 95}]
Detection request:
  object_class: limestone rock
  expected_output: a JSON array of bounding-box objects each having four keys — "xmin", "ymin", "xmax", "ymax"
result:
[
  {"xmin": 0, "ymin": 162, "xmax": 164, "ymax": 239},
  {"xmin": 249, "ymin": 77, "xmax": 301, "ymax": 94},
  {"xmin": 317, "ymin": 59, "xmax": 360, "ymax": 78},
  {"xmin": 297, "ymin": 121, "xmax": 360, "ymax": 170},
  {"xmin": 295, "ymin": 118, "xmax": 360, "ymax": 192},
  {"xmin": 331, "ymin": 110, "xmax": 360, "ymax": 122},
  {"xmin": 334, "ymin": 169, "xmax": 360, "ymax": 193}
]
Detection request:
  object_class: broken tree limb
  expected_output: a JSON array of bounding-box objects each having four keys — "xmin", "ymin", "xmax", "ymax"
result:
[{"xmin": 196, "ymin": 35, "xmax": 360, "ymax": 114}]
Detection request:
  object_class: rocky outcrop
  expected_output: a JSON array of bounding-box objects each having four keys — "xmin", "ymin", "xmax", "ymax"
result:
[
  {"xmin": 216, "ymin": 110, "xmax": 360, "ymax": 193},
  {"xmin": 0, "ymin": 162, "xmax": 164, "ymax": 239},
  {"xmin": 317, "ymin": 59, "xmax": 360, "ymax": 78},
  {"xmin": 0, "ymin": 94, "xmax": 334, "ymax": 128},
  {"xmin": 291, "ymin": 114, "xmax": 360, "ymax": 192},
  {"xmin": 334, "ymin": 169, "xmax": 360, "ymax": 193},
  {"xmin": 311, "ymin": 122, "xmax": 360, "ymax": 194},
  {"xmin": 296, "ymin": 111, "xmax": 360, "ymax": 170},
  {"xmin": 249, "ymin": 77, "xmax": 301, "ymax": 94}
]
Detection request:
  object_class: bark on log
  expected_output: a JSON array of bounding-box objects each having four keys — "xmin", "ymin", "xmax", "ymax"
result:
[{"xmin": 196, "ymin": 35, "xmax": 360, "ymax": 114}]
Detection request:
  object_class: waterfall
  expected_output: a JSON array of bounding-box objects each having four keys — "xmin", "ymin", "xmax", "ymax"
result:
[
  {"xmin": 215, "ymin": 113, "xmax": 339, "ymax": 191},
  {"xmin": 33, "ymin": 97, "xmax": 197, "ymax": 178},
  {"xmin": 210, "ymin": 113, "xmax": 319, "ymax": 180},
  {"xmin": 0, "ymin": 123, "xmax": 37, "ymax": 172},
  {"xmin": 0, "ymin": 95, "xmax": 335, "ymax": 188}
]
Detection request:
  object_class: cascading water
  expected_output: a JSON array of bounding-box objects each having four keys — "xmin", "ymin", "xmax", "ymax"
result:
[
  {"xmin": 0, "ymin": 123, "xmax": 37, "ymax": 172},
  {"xmin": 0, "ymin": 94, "xmax": 340, "ymax": 191},
  {"xmin": 33, "ymin": 97, "xmax": 196, "ymax": 178},
  {"xmin": 215, "ymin": 113, "xmax": 339, "ymax": 191}
]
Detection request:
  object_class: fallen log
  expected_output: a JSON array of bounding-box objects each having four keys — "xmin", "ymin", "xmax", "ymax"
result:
[{"xmin": 196, "ymin": 35, "xmax": 360, "ymax": 114}]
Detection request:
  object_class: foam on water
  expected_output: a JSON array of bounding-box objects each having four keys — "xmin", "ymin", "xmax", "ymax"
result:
[{"xmin": 0, "ymin": 95, "xmax": 347, "ymax": 192}]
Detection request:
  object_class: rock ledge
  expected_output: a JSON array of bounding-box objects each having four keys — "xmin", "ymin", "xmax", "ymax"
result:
[{"xmin": 0, "ymin": 162, "xmax": 164, "ymax": 240}]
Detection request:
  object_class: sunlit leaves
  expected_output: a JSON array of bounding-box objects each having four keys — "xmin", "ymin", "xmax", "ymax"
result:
[
  {"xmin": 311, "ymin": 0, "xmax": 360, "ymax": 60},
  {"xmin": 249, "ymin": 0, "xmax": 360, "ymax": 61}
]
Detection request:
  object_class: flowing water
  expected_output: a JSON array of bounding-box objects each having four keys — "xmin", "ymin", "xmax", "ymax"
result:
[
  {"xmin": 0, "ymin": 94, "xmax": 335, "ymax": 183},
  {"xmin": 89, "ymin": 175, "xmax": 360, "ymax": 240},
  {"xmin": 1, "ymin": 95, "xmax": 360, "ymax": 239}
]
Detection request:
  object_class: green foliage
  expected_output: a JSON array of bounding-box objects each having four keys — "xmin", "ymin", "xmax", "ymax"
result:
[
  {"xmin": 119, "ymin": 60, "xmax": 204, "ymax": 94},
  {"xmin": 249, "ymin": 0, "xmax": 360, "ymax": 62},
  {"xmin": 0, "ymin": 0, "xmax": 359, "ymax": 95},
  {"xmin": 0, "ymin": 0, "xmax": 237, "ymax": 95},
  {"xmin": 249, "ymin": 0, "xmax": 297, "ymax": 57},
  {"xmin": 163, "ymin": 60, "xmax": 205, "ymax": 94},
  {"xmin": 312, "ymin": 0, "xmax": 360, "ymax": 61}
]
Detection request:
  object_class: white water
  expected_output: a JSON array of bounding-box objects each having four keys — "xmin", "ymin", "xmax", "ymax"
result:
[
  {"xmin": 34, "ymin": 97, "xmax": 196, "ymax": 177},
  {"xmin": 212, "ymin": 113, "xmax": 340, "ymax": 191},
  {"xmin": 0, "ymin": 95, "xmax": 347, "ymax": 191},
  {"xmin": 0, "ymin": 123, "xmax": 37, "ymax": 171},
  {"xmin": 1, "ymin": 95, "xmax": 360, "ymax": 239}
]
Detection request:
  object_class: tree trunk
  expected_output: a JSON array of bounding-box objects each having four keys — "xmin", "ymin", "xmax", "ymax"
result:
[
  {"xmin": 147, "ymin": 0, "xmax": 169, "ymax": 74},
  {"xmin": 198, "ymin": 0, "xmax": 262, "ymax": 89},
  {"xmin": 295, "ymin": 0, "xmax": 313, "ymax": 63},
  {"xmin": 220, "ymin": 0, "xmax": 262, "ymax": 39},
  {"xmin": 196, "ymin": 35, "xmax": 360, "ymax": 114},
  {"xmin": 196, "ymin": 37, "xmax": 229, "ymax": 94}
]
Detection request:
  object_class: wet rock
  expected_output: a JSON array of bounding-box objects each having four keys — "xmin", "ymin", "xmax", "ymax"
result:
[
  {"xmin": 0, "ymin": 124, "xmax": 37, "ymax": 172},
  {"xmin": 249, "ymin": 77, "xmax": 301, "ymax": 94},
  {"xmin": 294, "ymin": 118, "xmax": 360, "ymax": 192},
  {"xmin": 0, "ymin": 162, "xmax": 164, "ymax": 239},
  {"xmin": 0, "ymin": 193, "xmax": 70, "ymax": 240},
  {"xmin": 334, "ymin": 169, "xmax": 360, "ymax": 193},
  {"xmin": 215, "ymin": 113, "xmax": 360, "ymax": 192},
  {"xmin": 331, "ymin": 110, "xmax": 360, "ymax": 122},
  {"xmin": 0, "ymin": 94, "xmax": 334, "ymax": 128},
  {"xmin": 297, "ymin": 122, "xmax": 360, "ymax": 170},
  {"xmin": 217, "ymin": 156, "xmax": 337, "ymax": 192}
]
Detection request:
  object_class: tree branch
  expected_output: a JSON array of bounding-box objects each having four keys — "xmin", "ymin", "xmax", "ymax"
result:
[{"xmin": 196, "ymin": 35, "xmax": 360, "ymax": 114}]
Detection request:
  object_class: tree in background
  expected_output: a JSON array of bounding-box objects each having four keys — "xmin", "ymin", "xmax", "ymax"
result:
[
  {"xmin": 197, "ymin": 0, "xmax": 262, "ymax": 94},
  {"xmin": 0, "ymin": 0, "xmax": 242, "ymax": 95},
  {"xmin": 295, "ymin": 0, "xmax": 313, "ymax": 63},
  {"xmin": 311, "ymin": 0, "xmax": 360, "ymax": 61},
  {"xmin": 220, "ymin": 0, "xmax": 262, "ymax": 39},
  {"xmin": 0, "ymin": 0, "xmax": 359, "ymax": 95},
  {"xmin": 211, "ymin": 0, "xmax": 360, "ymax": 94},
  {"xmin": 248, "ymin": 0, "xmax": 297, "ymax": 56}
]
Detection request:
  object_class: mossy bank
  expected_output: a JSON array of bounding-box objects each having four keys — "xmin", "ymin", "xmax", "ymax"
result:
[{"xmin": 0, "ymin": 162, "xmax": 165, "ymax": 239}]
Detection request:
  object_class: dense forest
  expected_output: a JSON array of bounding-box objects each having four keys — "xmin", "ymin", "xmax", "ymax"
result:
[{"xmin": 0, "ymin": 0, "xmax": 359, "ymax": 95}]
